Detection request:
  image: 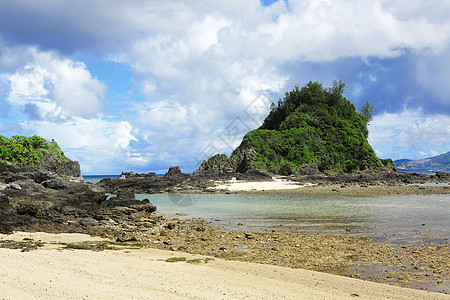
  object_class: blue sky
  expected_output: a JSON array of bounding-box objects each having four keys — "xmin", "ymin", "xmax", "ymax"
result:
[{"xmin": 0, "ymin": 0, "xmax": 449, "ymax": 174}]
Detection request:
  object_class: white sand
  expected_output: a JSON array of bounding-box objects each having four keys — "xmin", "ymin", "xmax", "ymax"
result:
[
  {"xmin": 0, "ymin": 232, "xmax": 446, "ymax": 299},
  {"xmin": 212, "ymin": 177, "xmax": 314, "ymax": 191}
]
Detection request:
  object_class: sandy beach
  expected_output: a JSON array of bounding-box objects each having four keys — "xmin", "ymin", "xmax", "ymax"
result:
[
  {"xmin": 210, "ymin": 177, "xmax": 450, "ymax": 196},
  {"xmin": 0, "ymin": 232, "xmax": 448, "ymax": 300},
  {"xmin": 211, "ymin": 176, "xmax": 315, "ymax": 191}
]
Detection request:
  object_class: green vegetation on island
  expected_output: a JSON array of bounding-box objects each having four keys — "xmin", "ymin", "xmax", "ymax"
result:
[
  {"xmin": 198, "ymin": 81, "xmax": 394, "ymax": 175},
  {"xmin": 0, "ymin": 135, "xmax": 67, "ymax": 165}
]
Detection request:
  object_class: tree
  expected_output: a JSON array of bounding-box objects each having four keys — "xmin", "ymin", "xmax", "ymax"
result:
[
  {"xmin": 331, "ymin": 79, "xmax": 346, "ymax": 96},
  {"xmin": 360, "ymin": 101, "xmax": 374, "ymax": 124}
]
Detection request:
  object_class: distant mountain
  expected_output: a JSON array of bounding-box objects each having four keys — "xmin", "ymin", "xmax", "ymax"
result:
[
  {"xmin": 394, "ymin": 159, "xmax": 412, "ymax": 165},
  {"xmin": 395, "ymin": 152, "xmax": 450, "ymax": 173}
]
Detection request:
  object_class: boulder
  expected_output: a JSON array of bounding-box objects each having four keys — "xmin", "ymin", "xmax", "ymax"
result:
[
  {"xmin": 0, "ymin": 194, "xmax": 15, "ymax": 215},
  {"xmin": 119, "ymin": 171, "xmax": 157, "ymax": 179},
  {"xmin": 164, "ymin": 166, "xmax": 188, "ymax": 179}
]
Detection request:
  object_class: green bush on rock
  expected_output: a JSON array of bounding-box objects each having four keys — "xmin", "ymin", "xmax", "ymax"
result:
[{"xmin": 0, "ymin": 135, "xmax": 67, "ymax": 165}]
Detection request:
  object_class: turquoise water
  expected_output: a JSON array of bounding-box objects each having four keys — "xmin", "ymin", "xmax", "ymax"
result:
[
  {"xmin": 83, "ymin": 175, "xmax": 119, "ymax": 184},
  {"xmin": 136, "ymin": 193, "xmax": 450, "ymax": 245},
  {"xmin": 83, "ymin": 175, "xmax": 449, "ymax": 244}
]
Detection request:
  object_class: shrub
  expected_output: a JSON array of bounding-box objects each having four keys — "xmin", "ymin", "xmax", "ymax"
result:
[{"xmin": 0, "ymin": 135, "xmax": 66, "ymax": 165}]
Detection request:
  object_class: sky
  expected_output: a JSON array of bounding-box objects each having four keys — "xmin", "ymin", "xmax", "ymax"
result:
[{"xmin": 0, "ymin": 0, "xmax": 449, "ymax": 175}]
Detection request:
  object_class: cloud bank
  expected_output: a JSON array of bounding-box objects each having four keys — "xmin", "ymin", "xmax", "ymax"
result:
[{"xmin": 0, "ymin": 0, "xmax": 449, "ymax": 173}]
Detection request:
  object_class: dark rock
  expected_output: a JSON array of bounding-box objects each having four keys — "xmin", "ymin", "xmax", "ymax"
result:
[
  {"xmin": 79, "ymin": 217, "xmax": 99, "ymax": 227},
  {"xmin": 129, "ymin": 203, "xmax": 157, "ymax": 215},
  {"xmin": 0, "ymin": 194, "xmax": 15, "ymax": 215},
  {"xmin": 100, "ymin": 191, "xmax": 153, "ymax": 209},
  {"xmin": 119, "ymin": 171, "xmax": 157, "ymax": 179},
  {"xmin": 38, "ymin": 152, "xmax": 81, "ymax": 178},
  {"xmin": 96, "ymin": 176, "xmax": 170, "ymax": 194},
  {"xmin": 245, "ymin": 233, "xmax": 254, "ymax": 239},
  {"xmin": 116, "ymin": 233, "xmax": 137, "ymax": 242},
  {"xmin": 15, "ymin": 199, "xmax": 54, "ymax": 217},
  {"xmin": 0, "ymin": 148, "xmax": 158, "ymax": 233},
  {"xmin": 116, "ymin": 191, "xmax": 135, "ymax": 201},
  {"xmin": 164, "ymin": 166, "xmax": 188, "ymax": 179}
]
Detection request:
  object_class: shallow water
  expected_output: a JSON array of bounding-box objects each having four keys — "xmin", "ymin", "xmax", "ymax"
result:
[
  {"xmin": 83, "ymin": 175, "xmax": 119, "ymax": 184},
  {"xmin": 136, "ymin": 193, "xmax": 450, "ymax": 245}
]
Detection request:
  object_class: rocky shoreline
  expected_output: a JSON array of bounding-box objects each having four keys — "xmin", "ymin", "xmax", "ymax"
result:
[
  {"xmin": 97, "ymin": 166, "xmax": 450, "ymax": 195},
  {"xmin": 1, "ymin": 161, "xmax": 449, "ymax": 295}
]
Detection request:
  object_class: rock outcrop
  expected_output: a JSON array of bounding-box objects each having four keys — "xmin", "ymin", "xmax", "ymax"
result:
[
  {"xmin": 193, "ymin": 150, "xmax": 272, "ymax": 181},
  {"xmin": 119, "ymin": 171, "xmax": 157, "ymax": 179},
  {"xmin": 97, "ymin": 166, "xmax": 196, "ymax": 194},
  {"xmin": 164, "ymin": 166, "xmax": 189, "ymax": 180},
  {"xmin": 0, "ymin": 146, "xmax": 156, "ymax": 233}
]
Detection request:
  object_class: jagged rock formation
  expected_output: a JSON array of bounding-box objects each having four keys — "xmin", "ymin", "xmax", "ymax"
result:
[
  {"xmin": 0, "ymin": 137, "xmax": 156, "ymax": 233},
  {"xmin": 193, "ymin": 149, "xmax": 272, "ymax": 180},
  {"xmin": 119, "ymin": 171, "xmax": 157, "ymax": 179},
  {"xmin": 98, "ymin": 166, "xmax": 193, "ymax": 194}
]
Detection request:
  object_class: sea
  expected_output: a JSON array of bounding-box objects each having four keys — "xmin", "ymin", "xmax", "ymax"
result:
[
  {"xmin": 83, "ymin": 174, "xmax": 165, "ymax": 184},
  {"xmin": 83, "ymin": 175, "xmax": 450, "ymax": 245}
]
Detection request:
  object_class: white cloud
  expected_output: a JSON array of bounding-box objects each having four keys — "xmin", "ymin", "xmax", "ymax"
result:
[
  {"xmin": 370, "ymin": 108, "xmax": 450, "ymax": 146},
  {"xmin": 4, "ymin": 48, "xmax": 106, "ymax": 120},
  {"xmin": 250, "ymin": 0, "xmax": 450, "ymax": 62},
  {"xmin": 2, "ymin": 1, "xmax": 450, "ymax": 172},
  {"xmin": 20, "ymin": 117, "xmax": 139, "ymax": 174},
  {"xmin": 134, "ymin": 99, "xmax": 190, "ymax": 139},
  {"xmin": 352, "ymin": 83, "xmax": 363, "ymax": 98},
  {"xmin": 429, "ymin": 149, "xmax": 439, "ymax": 157}
]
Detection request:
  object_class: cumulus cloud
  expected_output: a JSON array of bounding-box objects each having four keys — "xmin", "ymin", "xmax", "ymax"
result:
[
  {"xmin": 5, "ymin": 49, "xmax": 106, "ymax": 120},
  {"xmin": 1, "ymin": 0, "xmax": 449, "ymax": 59},
  {"xmin": 2, "ymin": 0, "xmax": 450, "ymax": 172},
  {"xmin": 0, "ymin": 45, "xmax": 135, "ymax": 173},
  {"xmin": 20, "ymin": 117, "xmax": 139, "ymax": 174},
  {"xmin": 368, "ymin": 108, "xmax": 450, "ymax": 159}
]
